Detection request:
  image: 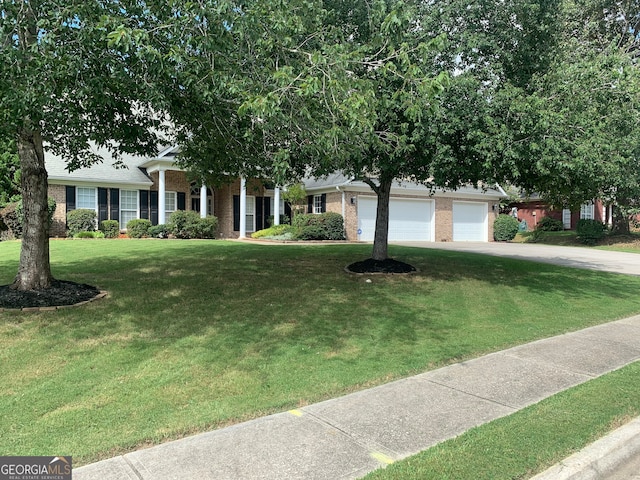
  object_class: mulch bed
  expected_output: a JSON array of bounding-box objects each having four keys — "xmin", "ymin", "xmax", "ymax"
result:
[
  {"xmin": 346, "ymin": 258, "xmax": 416, "ymax": 274},
  {"xmin": 0, "ymin": 280, "xmax": 101, "ymax": 309}
]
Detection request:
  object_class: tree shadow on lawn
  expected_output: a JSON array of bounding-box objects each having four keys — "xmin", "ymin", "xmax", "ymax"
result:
[
  {"xmin": 26, "ymin": 242, "xmax": 640, "ymax": 351},
  {"xmin": 4, "ymin": 241, "xmax": 640, "ymax": 462}
]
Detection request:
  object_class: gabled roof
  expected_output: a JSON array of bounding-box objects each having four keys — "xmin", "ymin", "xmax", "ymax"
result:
[
  {"xmin": 45, "ymin": 146, "xmax": 157, "ymax": 187},
  {"xmin": 303, "ymin": 174, "xmax": 507, "ymax": 199}
]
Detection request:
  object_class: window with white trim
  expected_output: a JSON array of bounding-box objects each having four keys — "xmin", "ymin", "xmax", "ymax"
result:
[
  {"xmin": 580, "ymin": 202, "xmax": 595, "ymax": 220},
  {"xmin": 120, "ymin": 190, "xmax": 139, "ymax": 230},
  {"xmin": 246, "ymin": 195, "xmax": 255, "ymax": 232},
  {"xmin": 76, "ymin": 187, "xmax": 97, "ymax": 211},
  {"xmin": 165, "ymin": 191, "xmax": 177, "ymax": 220},
  {"xmin": 313, "ymin": 194, "xmax": 323, "ymax": 214}
]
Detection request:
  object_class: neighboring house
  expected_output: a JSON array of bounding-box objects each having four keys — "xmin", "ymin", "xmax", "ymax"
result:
[
  {"xmin": 45, "ymin": 146, "xmax": 506, "ymax": 242},
  {"xmin": 510, "ymin": 194, "xmax": 612, "ymax": 231}
]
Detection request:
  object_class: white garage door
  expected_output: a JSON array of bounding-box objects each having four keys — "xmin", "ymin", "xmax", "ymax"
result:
[
  {"xmin": 358, "ymin": 196, "xmax": 434, "ymax": 241},
  {"xmin": 453, "ymin": 201, "xmax": 488, "ymax": 241}
]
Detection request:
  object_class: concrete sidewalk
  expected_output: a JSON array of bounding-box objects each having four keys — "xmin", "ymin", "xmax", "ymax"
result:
[{"xmin": 75, "ymin": 315, "xmax": 640, "ymax": 480}]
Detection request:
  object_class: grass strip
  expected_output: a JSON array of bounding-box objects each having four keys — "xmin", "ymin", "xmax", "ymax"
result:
[
  {"xmin": 1, "ymin": 240, "xmax": 640, "ymax": 465},
  {"xmin": 365, "ymin": 361, "xmax": 640, "ymax": 480}
]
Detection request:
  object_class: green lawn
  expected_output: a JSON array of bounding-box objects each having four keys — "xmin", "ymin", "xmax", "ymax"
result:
[
  {"xmin": 516, "ymin": 230, "xmax": 640, "ymax": 253},
  {"xmin": 1, "ymin": 239, "xmax": 640, "ymax": 466},
  {"xmin": 365, "ymin": 361, "xmax": 640, "ymax": 480}
]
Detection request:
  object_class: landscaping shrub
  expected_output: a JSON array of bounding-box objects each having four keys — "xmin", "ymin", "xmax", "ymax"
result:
[
  {"xmin": 295, "ymin": 224, "xmax": 327, "ymax": 240},
  {"xmin": 168, "ymin": 210, "xmax": 218, "ymax": 239},
  {"xmin": 99, "ymin": 220, "xmax": 120, "ymax": 238},
  {"xmin": 193, "ymin": 216, "xmax": 218, "ymax": 239},
  {"xmin": 67, "ymin": 209, "xmax": 96, "ymax": 236},
  {"xmin": 73, "ymin": 231, "xmax": 105, "ymax": 239},
  {"xmin": 0, "ymin": 202, "xmax": 21, "ymax": 239},
  {"xmin": 536, "ymin": 216, "xmax": 564, "ymax": 232},
  {"xmin": 126, "ymin": 219, "xmax": 152, "ymax": 238},
  {"xmin": 267, "ymin": 214, "xmax": 291, "ymax": 226},
  {"xmin": 252, "ymin": 224, "xmax": 294, "ymax": 239},
  {"xmin": 0, "ymin": 197, "xmax": 56, "ymax": 239},
  {"xmin": 526, "ymin": 229, "xmax": 546, "ymax": 243},
  {"xmin": 576, "ymin": 219, "xmax": 605, "ymax": 245},
  {"xmin": 148, "ymin": 224, "xmax": 169, "ymax": 238},
  {"xmin": 292, "ymin": 212, "xmax": 346, "ymax": 240},
  {"xmin": 493, "ymin": 214, "xmax": 519, "ymax": 241}
]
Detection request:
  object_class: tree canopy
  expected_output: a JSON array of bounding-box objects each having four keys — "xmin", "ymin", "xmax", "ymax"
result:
[
  {"xmin": 1, "ymin": 0, "xmax": 174, "ymax": 289},
  {"xmin": 0, "ymin": 139, "xmax": 20, "ymax": 205}
]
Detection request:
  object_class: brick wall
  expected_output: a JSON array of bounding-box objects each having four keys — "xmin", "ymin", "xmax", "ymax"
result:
[
  {"xmin": 48, "ymin": 184, "xmax": 67, "ymax": 237},
  {"xmin": 215, "ymin": 178, "xmax": 269, "ymax": 238}
]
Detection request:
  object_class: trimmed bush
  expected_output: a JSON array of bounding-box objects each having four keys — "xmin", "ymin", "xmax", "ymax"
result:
[
  {"xmin": 576, "ymin": 219, "xmax": 605, "ymax": 245},
  {"xmin": 267, "ymin": 214, "xmax": 291, "ymax": 226},
  {"xmin": 67, "ymin": 209, "xmax": 97, "ymax": 236},
  {"xmin": 493, "ymin": 214, "xmax": 519, "ymax": 241},
  {"xmin": 74, "ymin": 231, "xmax": 105, "ymax": 239},
  {"xmin": 126, "ymin": 219, "xmax": 152, "ymax": 238},
  {"xmin": 194, "ymin": 216, "xmax": 218, "ymax": 239},
  {"xmin": 0, "ymin": 197, "xmax": 57, "ymax": 239},
  {"xmin": 148, "ymin": 224, "xmax": 169, "ymax": 238},
  {"xmin": 100, "ymin": 220, "xmax": 120, "ymax": 238},
  {"xmin": 536, "ymin": 216, "xmax": 564, "ymax": 232},
  {"xmin": 292, "ymin": 212, "xmax": 346, "ymax": 240},
  {"xmin": 0, "ymin": 202, "xmax": 21, "ymax": 239},
  {"xmin": 252, "ymin": 224, "xmax": 294, "ymax": 239},
  {"xmin": 168, "ymin": 211, "xmax": 218, "ymax": 239}
]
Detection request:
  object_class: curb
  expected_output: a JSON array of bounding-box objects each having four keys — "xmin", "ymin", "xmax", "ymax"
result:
[
  {"xmin": 531, "ymin": 416, "xmax": 640, "ymax": 480},
  {"xmin": 0, "ymin": 291, "xmax": 108, "ymax": 313}
]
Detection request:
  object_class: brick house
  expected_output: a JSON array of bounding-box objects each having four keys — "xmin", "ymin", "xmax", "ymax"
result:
[
  {"xmin": 46, "ymin": 146, "xmax": 506, "ymax": 241},
  {"xmin": 304, "ymin": 174, "xmax": 505, "ymax": 242},
  {"xmin": 509, "ymin": 195, "xmax": 612, "ymax": 231}
]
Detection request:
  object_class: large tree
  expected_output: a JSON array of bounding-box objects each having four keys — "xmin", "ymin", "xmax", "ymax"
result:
[
  {"xmin": 161, "ymin": 0, "xmax": 566, "ymax": 263},
  {"xmin": 499, "ymin": 0, "xmax": 640, "ymax": 231},
  {"xmin": 240, "ymin": 0, "xmax": 561, "ymax": 261},
  {"xmin": 1, "ymin": 1, "xmax": 175, "ymax": 290},
  {"xmin": 0, "ymin": 139, "xmax": 20, "ymax": 205}
]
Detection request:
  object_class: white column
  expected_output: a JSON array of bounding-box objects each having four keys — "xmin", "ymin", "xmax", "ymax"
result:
[
  {"xmin": 274, "ymin": 186, "xmax": 281, "ymax": 226},
  {"xmin": 200, "ymin": 184, "xmax": 207, "ymax": 218},
  {"xmin": 158, "ymin": 169, "xmax": 166, "ymax": 225},
  {"xmin": 239, "ymin": 177, "xmax": 247, "ymax": 238}
]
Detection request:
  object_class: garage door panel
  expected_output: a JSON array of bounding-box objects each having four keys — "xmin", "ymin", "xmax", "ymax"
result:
[
  {"xmin": 453, "ymin": 202, "xmax": 487, "ymax": 242},
  {"xmin": 358, "ymin": 197, "xmax": 433, "ymax": 242}
]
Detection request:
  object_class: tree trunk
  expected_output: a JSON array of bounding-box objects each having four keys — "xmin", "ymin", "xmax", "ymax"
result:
[
  {"xmin": 612, "ymin": 204, "xmax": 631, "ymax": 234},
  {"xmin": 12, "ymin": 128, "xmax": 53, "ymax": 290},
  {"xmin": 372, "ymin": 176, "xmax": 392, "ymax": 261}
]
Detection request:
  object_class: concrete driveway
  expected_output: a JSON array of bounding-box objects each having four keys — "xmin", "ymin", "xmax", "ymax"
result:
[{"xmin": 393, "ymin": 241, "xmax": 640, "ymax": 276}]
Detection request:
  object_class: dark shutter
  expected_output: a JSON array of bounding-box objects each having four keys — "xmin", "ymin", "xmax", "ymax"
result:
[
  {"xmin": 233, "ymin": 195, "xmax": 240, "ymax": 231},
  {"xmin": 307, "ymin": 195, "xmax": 313, "ymax": 213},
  {"xmin": 321, "ymin": 193, "xmax": 327, "ymax": 213},
  {"xmin": 98, "ymin": 188, "xmax": 108, "ymax": 222},
  {"xmin": 65, "ymin": 186, "xmax": 76, "ymax": 212},
  {"xmin": 150, "ymin": 191, "xmax": 159, "ymax": 225},
  {"xmin": 177, "ymin": 192, "xmax": 186, "ymax": 210},
  {"xmin": 284, "ymin": 202, "xmax": 292, "ymax": 222},
  {"xmin": 140, "ymin": 190, "xmax": 149, "ymax": 220},
  {"xmin": 263, "ymin": 197, "xmax": 271, "ymax": 227},
  {"xmin": 109, "ymin": 188, "xmax": 119, "ymax": 222},
  {"xmin": 256, "ymin": 197, "xmax": 264, "ymax": 231}
]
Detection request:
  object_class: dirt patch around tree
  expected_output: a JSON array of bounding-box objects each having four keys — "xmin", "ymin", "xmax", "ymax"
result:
[
  {"xmin": 0, "ymin": 280, "xmax": 102, "ymax": 310},
  {"xmin": 346, "ymin": 258, "xmax": 417, "ymax": 274}
]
